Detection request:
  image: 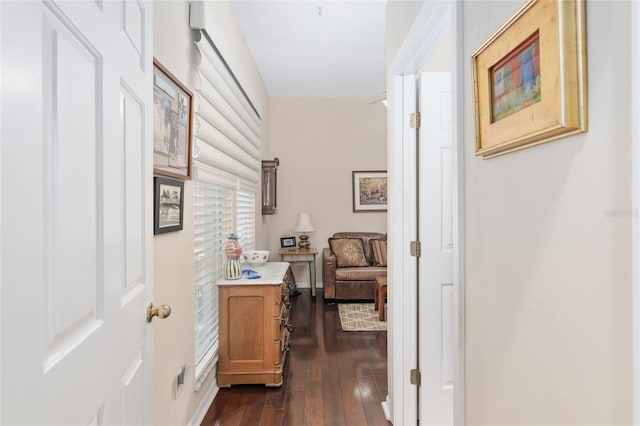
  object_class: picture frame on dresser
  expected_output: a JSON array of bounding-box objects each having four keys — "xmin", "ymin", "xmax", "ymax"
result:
[
  {"xmin": 471, "ymin": 0, "xmax": 587, "ymax": 159},
  {"xmin": 280, "ymin": 236, "xmax": 296, "ymax": 248}
]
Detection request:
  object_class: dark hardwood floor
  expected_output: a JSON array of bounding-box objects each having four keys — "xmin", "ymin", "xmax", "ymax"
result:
[{"xmin": 201, "ymin": 289, "xmax": 390, "ymax": 426}]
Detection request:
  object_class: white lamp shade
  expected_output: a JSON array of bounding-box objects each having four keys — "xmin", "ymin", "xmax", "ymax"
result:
[{"xmin": 293, "ymin": 213, "xmax": 314, "ymax": 233}]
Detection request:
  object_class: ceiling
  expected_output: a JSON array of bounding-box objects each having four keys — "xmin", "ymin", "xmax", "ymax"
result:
[{"xmin": 230, "ymin": 0, "xmax": 387, "ymax": 98}]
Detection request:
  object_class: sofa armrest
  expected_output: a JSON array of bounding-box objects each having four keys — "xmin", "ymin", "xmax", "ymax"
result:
[{"xmin": 322, "ymin": 248, "xmax": 336, "ymax": 300}]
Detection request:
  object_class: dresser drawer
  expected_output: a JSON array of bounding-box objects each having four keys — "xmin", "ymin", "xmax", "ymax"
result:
[
  {"xmin": 275, "ymin": 325, "xmax": 290, "ymax": 367},
  {"xmin": 278, "ymin": 302, "xmax": 290, "ymax": 326}
]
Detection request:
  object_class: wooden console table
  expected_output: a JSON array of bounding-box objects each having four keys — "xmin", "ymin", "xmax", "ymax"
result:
[
  {"xmin": 278, "ymin": 248, "xmax": 318, "ymax": 297},
  {"xmin": 217, "ymin": 262, "xmax": 293, "ymax": 387}
]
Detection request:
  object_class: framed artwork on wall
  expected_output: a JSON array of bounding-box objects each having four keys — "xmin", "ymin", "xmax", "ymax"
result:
[
  {"xmin": 472, "ymin": 0, "xmax": 587, "ymax": 159},
  {"xmin": 352, "ymin": 170, "xmax": 387, "ymax": 212},
  {"xmin": 154, "ymin": 176, "xmax": 184, "ymax": 234},
  {"xmin": 153, "ymin": 58, "xmax": 193, "ymax": 179}
]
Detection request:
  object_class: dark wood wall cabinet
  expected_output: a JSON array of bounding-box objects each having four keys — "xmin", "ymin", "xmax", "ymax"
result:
[{"xmin": 262, "ymin": 158, "xmax": 279, "ymax": 215}]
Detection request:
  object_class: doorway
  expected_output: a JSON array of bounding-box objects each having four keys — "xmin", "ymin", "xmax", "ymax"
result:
[{"xmin": 387, "ymin": 1, "xmax": 464, "ymax": 425}]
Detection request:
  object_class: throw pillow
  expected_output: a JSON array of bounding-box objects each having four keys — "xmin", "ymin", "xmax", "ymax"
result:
[
  {"xmin": 370, "ymin": 239, "xmax": 387, "ymax": 266},
  {"xmin": 329, "ymin": 238, "xmax": 368, "ymax": 267}
]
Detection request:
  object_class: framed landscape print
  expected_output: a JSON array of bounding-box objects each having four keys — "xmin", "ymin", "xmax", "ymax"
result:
[
  {"xmin": 472, "ymin": 0, "xmax": 587, "ymax": 158},
  {"xmin": 153, "ymin": 58, "xmax": 193, "ymax": 178},
  {"xmin": 352, "ymin": 170, "xmax": 387, "ymax": 212},
  {"xmin": 154, "ymin": 176, "xmax": 184, "ymax": 234}
]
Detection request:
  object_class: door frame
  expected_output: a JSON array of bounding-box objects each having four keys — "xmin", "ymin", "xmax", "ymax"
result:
[
  {"xmin": 387, "ymin": 1, "xmax": 465, "ymax": 424},
  {"xmin": 632, "ymin": 1, "xmax": 640, "ymax": 423}
]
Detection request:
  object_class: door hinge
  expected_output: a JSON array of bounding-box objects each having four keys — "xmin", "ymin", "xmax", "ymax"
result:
[
  {"xmin": 410, "ymin": 369, "xmax": 421, "ymax": 386},
  {"xmin": 410, "ymin": 112, "xmax": 421, "ymax": 129},
  {"xmin": 410, "ymin": 240, "xmax": 421, "ymax": 257}
]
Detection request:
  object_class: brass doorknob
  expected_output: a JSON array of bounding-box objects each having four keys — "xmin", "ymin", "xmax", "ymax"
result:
[{"xmin": 147, "ymin": 303, "xmax": 172, "ymax": 323}]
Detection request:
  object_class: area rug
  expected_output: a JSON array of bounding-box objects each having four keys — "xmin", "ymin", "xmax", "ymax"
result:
[{"xmin": 338, "ymin": 303, "xmax": 387, "ymax": 331}]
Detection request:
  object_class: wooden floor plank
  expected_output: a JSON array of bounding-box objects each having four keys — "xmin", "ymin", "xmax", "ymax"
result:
[
  {"xmin": 239, "ymin": 387, "xmax": 267, "ymax": 425},
  {"xmin": 283, "ymin": 390, "xmax": 305, "ymax": 426},
  {"xmin": 336, "ymin": 350, "xmax": 369, "ymax": 426},
  {"xmin": 303, "ymin": 291, "xmax": 327, "ymax": 426},
  {"xmin": 264, "ymin": 383, "xmax": 287, "ymax": 410},
  {"xmin": 321, "ymin": 352, "xmax": 346, "ymax": 426},
  {"xmin": 303, "ymin": 351, "xmax": 324, "ymax": 425},
  {"xmin": 357, "ymin": 368, "xmax": 390, "ymax": 426},
  {"xmin": 261, "ymin": 407, "xmax": 284, "ymax": 426},
  {"xmin": 211, "ymin": 388, "xmax": 245, "ymax": 426},
  {"xmin": 200, "ymin": 389, "xmax": 230, "ymax": 426}
]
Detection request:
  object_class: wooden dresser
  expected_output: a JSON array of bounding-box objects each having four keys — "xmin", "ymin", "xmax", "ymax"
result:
[{"xmin": 217, "ymin": 262, "xmax": 293, "ymax": 387}]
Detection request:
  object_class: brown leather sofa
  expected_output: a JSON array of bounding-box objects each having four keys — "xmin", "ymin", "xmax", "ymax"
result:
[{"xmin": 322, "ymin": 231, "xmax": 387, "ymax": 301}]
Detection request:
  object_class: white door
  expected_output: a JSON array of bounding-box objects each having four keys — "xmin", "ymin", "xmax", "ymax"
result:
[
  {"xmin": 418, "ymin": 71, "xmax": 454, "ymax": 425},
  {"xmin": 1, "ymin": 1, "xmax": 154, "ymax": 424}
]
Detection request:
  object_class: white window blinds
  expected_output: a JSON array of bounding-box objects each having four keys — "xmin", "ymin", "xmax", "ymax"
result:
[
  {"xmin": 190, "ymin": 1, "xmax": 262, "ymax": 184},
  {"xmin": 236, "ymin": 186, "xmax": 256, "ymax": 253},
  {"xmin": 193, "ymin": 167, "xmax": 234, "ymax": 387}
]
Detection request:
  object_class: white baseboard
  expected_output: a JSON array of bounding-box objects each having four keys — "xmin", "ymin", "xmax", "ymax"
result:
[
  {"xmin": 382, "ymin": 394, "xmax": 392, "ymax": 421},
  {"xmin": 188, "ymin": 373, "xmax": 219, "ymax": 426},
  {"xmin": 293, "ymin": 281, "xmax": 323, "ymax": 289}
]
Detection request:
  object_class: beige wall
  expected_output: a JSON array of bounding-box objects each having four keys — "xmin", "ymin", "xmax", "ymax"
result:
[
  {"xmin": 386, "ymin": 0, "xmax": 634, "ymax": 423},
  {"xmin": 385, "ymin": 0, "xmax": 423, "ymax": 70},
  {"xmin": 462, "ymin": 1, "xmax": 633, "ymax": 424},
  {"xmin": 268, "ymin": 98, "xmax": 387, "ymax": 285},
  {"xmin": 153, "ymin": 1, "xmax": 270, "ymax": 424}
]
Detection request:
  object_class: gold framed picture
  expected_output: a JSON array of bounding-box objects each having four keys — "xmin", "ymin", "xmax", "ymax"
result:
[{"xmin": 472, "ymin": 0, "xmax": 587, "ymax": 159}]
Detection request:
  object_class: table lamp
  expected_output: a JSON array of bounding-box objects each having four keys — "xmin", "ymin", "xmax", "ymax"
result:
[{"xmin": 293, "ymin": 213, "xmax": 314, "ymax": 250}]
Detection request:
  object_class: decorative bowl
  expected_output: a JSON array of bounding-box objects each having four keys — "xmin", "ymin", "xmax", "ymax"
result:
[{"xmin": 242, "ymin": 250, "xmax": 270, "ymax": 266}]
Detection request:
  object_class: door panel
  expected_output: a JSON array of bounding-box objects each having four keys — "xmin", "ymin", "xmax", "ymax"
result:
[
  {"xmin": 1, "ymin": 1, "xmax": 153, "ymax": 424},
  {"xmin": 122, "ymin": 85, "xmax": 146, "ymax": 293},
  {"xmin": 418, "ymin": 71, "xmax": 454, "ymax": 425},
  {"xmin": 44, "ymin": 2, "xmax": 102, "ymax": 364}
]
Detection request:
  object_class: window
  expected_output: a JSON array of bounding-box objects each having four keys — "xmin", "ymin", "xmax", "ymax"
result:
[
  {"xmin": 236, "ymin": 185, "xmax": 256, "ymax": 252},
  {"xmin": 193, "ymin": 165, "xmax": 256, "ymax": 387}
]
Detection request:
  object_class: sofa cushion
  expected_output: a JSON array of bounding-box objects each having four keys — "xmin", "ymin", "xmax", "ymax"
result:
[
  {"xmin": 370, "ymin": 239, "xmax": 387, "ymax": 266},
  {"xmin": 335, "ymin": 266, "xmax": 387, "ymax": 281},
  {"xmin": 329, "ymin": 238, "xmax": 368, "ymax": 267},
  {"xmin": 332, "ymin": 232, "xmax": 385, "ymax": 264}
]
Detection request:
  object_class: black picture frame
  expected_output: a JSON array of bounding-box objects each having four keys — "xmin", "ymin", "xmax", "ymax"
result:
[
  {"xmin": 154, "ymin": 176, "xmax": 184, "ymax": 235},
  {"xmin": 280, "ymin": 236, "xmax": 297, "ymax": 248}
]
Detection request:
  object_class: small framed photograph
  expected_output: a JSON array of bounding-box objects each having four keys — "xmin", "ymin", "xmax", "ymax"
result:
[
  {"xmin": 280, "ymin": 236, "xmax": 297, "ymax": 248},
  {"xmin": 352, "ymin": 170, "xmax": 388, "ymax": 212},
  {"xmin": 153, "ymin": 58, "xmax": 193, "ymax": 179},
  {"xmin": 154, "ymin": 176, "xmax": 184, "ymax": 235}
]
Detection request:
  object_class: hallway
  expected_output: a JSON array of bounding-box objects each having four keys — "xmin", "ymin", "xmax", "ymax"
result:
[{"xmin": 202, "ymin": 290, "xmax": 390, "ymax": 425}]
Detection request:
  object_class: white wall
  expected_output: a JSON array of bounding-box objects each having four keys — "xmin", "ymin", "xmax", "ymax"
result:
[
  {"xmin": 268, "ymin": 98, "xmax": 387, "ymax": 286},
  {"xmin": 153, "ymin": 1, "xmax": 270, "ymax": 424},
  {"xmin": 462, "ymin": 1, "xmax": 633, "ymax": 424}
]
